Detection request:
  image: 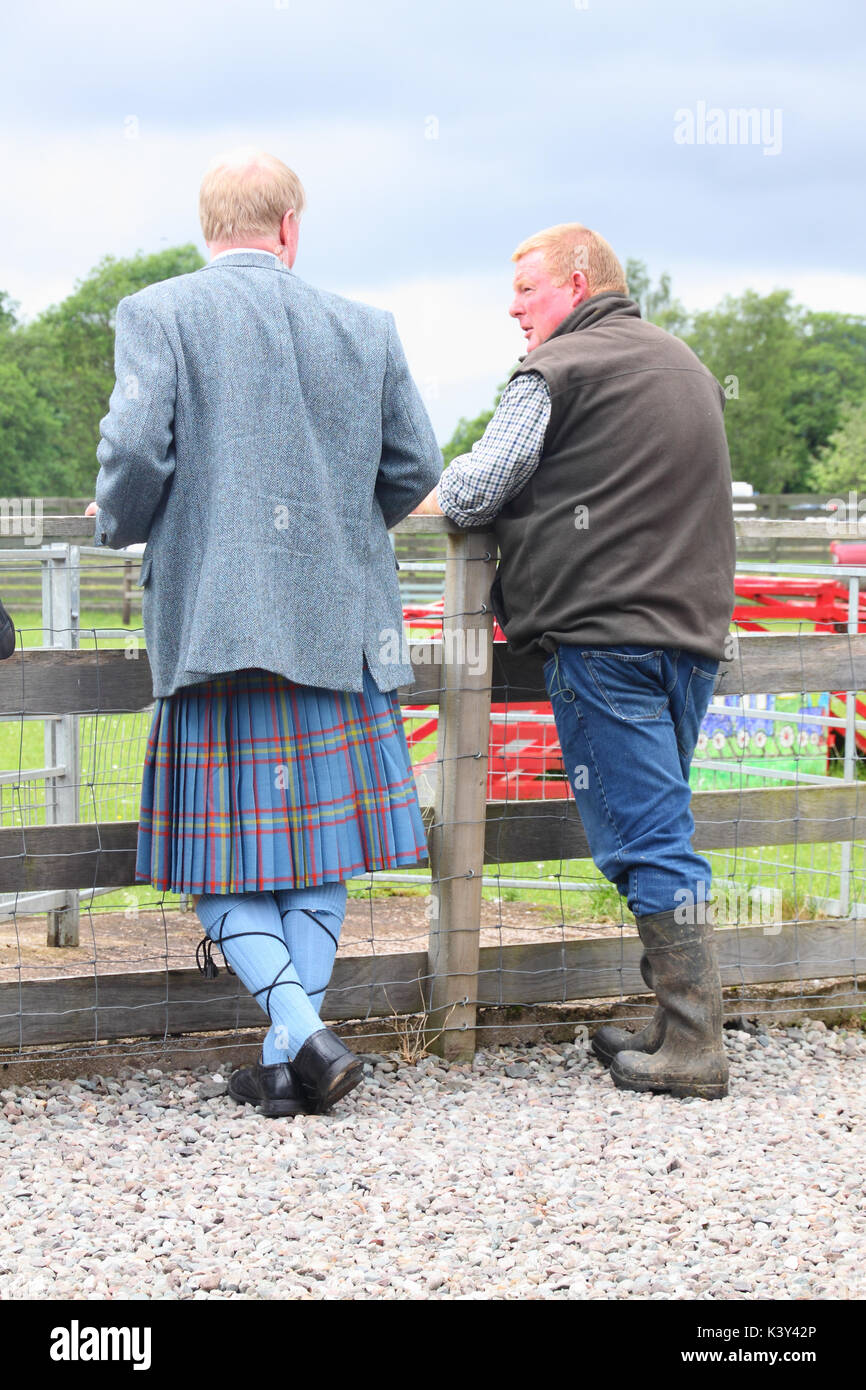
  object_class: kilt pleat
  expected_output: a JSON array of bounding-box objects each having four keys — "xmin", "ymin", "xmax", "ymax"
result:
[{"xmin": 135, "ymin": 664, "xmax": 428, "ymax": 894}]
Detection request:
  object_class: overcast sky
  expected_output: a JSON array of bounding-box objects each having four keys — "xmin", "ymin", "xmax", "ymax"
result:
[{"xmin": 3, "ymin": 0, "xmax": 864, "ymax": 441}]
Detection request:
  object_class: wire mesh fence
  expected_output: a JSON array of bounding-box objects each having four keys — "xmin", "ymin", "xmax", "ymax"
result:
[{"xmin": 0, "ymin": 513, "xmax": 863, "ymax": 1070}]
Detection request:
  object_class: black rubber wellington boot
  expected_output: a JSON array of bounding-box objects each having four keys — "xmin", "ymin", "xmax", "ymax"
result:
[
  {"xmin": 591, "ymin": 952, "xmax": 665, "ymax": 1066},
  {"xmin": 610, "ymin": 907, "xmax": 729, "ymax": 1100},
  {"xmin": 290, "ymin": 1028, "xmax": 365, "ymax": 1113},
  {"xmin": 228, "ymin": 1060, "xmax": 308, "ymax": 1118}
]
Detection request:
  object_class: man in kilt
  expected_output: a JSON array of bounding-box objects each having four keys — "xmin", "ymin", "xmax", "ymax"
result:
[{"xmin": 91, "ymin": 149, "xmax": 442, "ymax": 1117}]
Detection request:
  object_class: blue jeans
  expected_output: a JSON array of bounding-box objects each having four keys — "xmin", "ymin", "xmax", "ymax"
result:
[{"xmin": 543, "ymin": 643, "xmax": 718, "ymax": 920}]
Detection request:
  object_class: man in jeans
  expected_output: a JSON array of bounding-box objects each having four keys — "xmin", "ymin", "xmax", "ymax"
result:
[{"xmin": 415, "ymin": 222, "xmax": 735, "ymax": 1099}]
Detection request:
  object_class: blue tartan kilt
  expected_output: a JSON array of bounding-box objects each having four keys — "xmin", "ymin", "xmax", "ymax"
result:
[{"xmin": 135, "ymin": 663, "xmax": 429, "ymax": 894}]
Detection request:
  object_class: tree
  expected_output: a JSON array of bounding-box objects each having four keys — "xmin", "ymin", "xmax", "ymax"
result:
[
  {"xmin": 785, "ymin": 311, "xmax": 866, "ymax": 477},
  {"xmin": 625, "ymin": 258, "xmax": 690, "ymax": 336},
  {"xmin": 10, "ymin": 245, "xmax": 204, "ymax": 495},
  {"xmin": 685, "ymin": 293, "xmax": 866, "ymax": 491},
  {"xmin": 0, "ymin": 291, "xmax": 62, "ymax": 492},
  {"xmin": 685, "ymin": 290, "xmax": 803, "ymax": 491},
  {"xmin": 0, "ymin": 359, "xmax": 63, "ymax": 494},
  {"xmin": 808, "ymin": 399, "xmax": 866, "ymax": 494},
  {"xmin": 0, "ymin": 292, "xmax": 18, "ymax": 333},
  {"xmin": 442, "ymin": 383, "xmax": 510, "ymax": 465}
]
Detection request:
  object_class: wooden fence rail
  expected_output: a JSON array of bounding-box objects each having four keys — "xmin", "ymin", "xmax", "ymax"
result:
[
  {"xmin": 0, "ymin": 492, "xmax": 855, "ymax": 622},
  {"xmin": 0, "ymin": 515, "xmax": 864, "ymax": 1062}
]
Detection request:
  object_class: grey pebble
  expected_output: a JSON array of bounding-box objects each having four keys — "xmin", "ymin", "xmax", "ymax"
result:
[{"xmin": 0, "ymin": 1027, "xmax": 864, "ymax": 1300}]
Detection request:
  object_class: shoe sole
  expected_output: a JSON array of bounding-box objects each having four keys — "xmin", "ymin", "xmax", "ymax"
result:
[
  {"xmin": 309, "ymin": 1056, "xmax": 366, "ymax": 1114},
  {"xmin": 227, "ymin": 1075, "xmax": 304, "ymax": 1118},
  {"xmin": 610, "ymin": 1063, "xmax": 728, "ymax": 1100}
]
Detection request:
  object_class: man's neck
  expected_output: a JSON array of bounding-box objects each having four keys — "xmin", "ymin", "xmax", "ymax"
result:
[{"xmin": 208, "ymin": 241, "xmax": 280, "ymax": 260}]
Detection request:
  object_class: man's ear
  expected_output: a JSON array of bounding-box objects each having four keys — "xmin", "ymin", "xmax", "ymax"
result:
[
  {"xmin": 280, "ymin": 209, "xmax": 299, "ymax": 267},
  {"xmin": 572, "ymin": 270, "xmax": 590, "ymax": 305}
]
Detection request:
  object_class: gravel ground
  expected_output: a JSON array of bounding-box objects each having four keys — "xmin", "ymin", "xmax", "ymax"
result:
[{"xmin": 1, "ymin": 1018, "xmax": 864, "ymax": 1300}]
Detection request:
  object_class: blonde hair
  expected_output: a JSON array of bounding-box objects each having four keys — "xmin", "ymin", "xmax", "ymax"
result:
[
  {"xmin": 199, "ymin": 147, "xmax": 306, "ymax": 244},
  {"xmin": 512, "ymin": 222, "xmax": 627, "ymax": 295}
]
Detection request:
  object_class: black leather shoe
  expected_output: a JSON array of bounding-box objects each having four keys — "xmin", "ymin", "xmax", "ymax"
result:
[
  {"xmin": 227, "ymin": 1060, "xmax": 307, "ymax": 1117},
  {"xmin": 0, "ymin": 600, "xmax": 16, "ymax": 660},
  {"xmin": 290, "ymin": 1029, "xmax": 365, "ymax": 1113}
]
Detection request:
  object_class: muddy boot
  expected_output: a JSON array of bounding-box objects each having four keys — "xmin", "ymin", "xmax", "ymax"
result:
[
  {"xmin": 610, "ymin": 908, "xmax": 729, "ymax": 1100},
  {"xmin": 591, "ymin": 953, "xmax": 665, "ymax": 1066}
]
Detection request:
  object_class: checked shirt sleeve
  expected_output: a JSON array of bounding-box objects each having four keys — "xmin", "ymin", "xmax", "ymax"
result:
[{"xmin": 436, "ymin": 371, "xmax": 551, "ymax": 526}]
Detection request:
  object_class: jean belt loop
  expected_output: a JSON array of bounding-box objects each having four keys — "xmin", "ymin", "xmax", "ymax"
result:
[
  {"xmin": 552, "ymin": 642, "xmax": 562, "ymax": 686},
  {"xmin": 553, "ymin": 643, "xmax": 575, "ymax": 703}
]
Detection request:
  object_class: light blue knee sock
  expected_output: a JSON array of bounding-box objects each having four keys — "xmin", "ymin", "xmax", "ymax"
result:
[
  {"xmin": 273, "ymin": 882, "xmax": 348, "ymax": 1015},
  {"xmin": 195, "ymin": 891, "xmax": 324, "ymax": 1064}
]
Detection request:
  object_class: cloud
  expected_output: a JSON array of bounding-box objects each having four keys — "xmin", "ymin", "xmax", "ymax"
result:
[
  {"xmin": 2, "ymin": 0, "xmax": 864, "ymax": 441},
  {"xmin": 673, "ymin": 267, "xmax": 866, "ymax": 316},
  {"xmin": 336, "ymin": 270, "xmax": 521, "ymax": 441},
  {"xmin": 1, "ymin": 119, "xmax": 415, "ymax": 315}
]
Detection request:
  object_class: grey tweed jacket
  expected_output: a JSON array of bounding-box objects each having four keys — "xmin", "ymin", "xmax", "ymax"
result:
[{"xmin": 94, "ymin": 251, "xmax": 443, "ymax": 698}]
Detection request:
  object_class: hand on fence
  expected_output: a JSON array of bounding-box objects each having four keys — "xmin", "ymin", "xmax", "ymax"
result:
[
  {"xmin": 411, "ymin": 488, "xmax": 444, "ymax": 516},
  {"xmin": 84, "ymin": 502, "xmax": 98, "ymax": 517}
]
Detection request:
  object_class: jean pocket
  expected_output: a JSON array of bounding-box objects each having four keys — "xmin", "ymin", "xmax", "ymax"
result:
[
  {"xmin": 674, "ymin": 664, "xmax": 717, "ymax": 760},
  {"xmin": 677, "ymin": 662, "xmax": 716, "ymax": 732},
  {"xmin": 686, "ymin": 663, "xmax": 717, "ymax": 715},
  {"xmin": 690, "ymin": 663, "xmax": 717, "ymax": 687},
  {"xmin": 581, "ymin": 648, "xmax": 668, "ymax": 722}
]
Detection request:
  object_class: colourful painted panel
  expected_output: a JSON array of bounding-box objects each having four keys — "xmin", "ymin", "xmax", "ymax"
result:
[{"xmin": 691, "ymin": 693, "xmax": 830, "ymax": 790}]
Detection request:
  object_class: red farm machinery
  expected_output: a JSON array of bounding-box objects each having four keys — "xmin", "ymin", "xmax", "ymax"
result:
[{"xmin": 403, "ymin": 545, "xmax": 866, "ymax": 801}]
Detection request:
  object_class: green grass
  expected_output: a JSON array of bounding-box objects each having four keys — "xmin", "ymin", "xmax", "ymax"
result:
[
  {"xmin": 472, "ymin": 840, "xmax": 861, "ymax": 924},
  {"xmin": 15, "ymin": 607, "xmax": 141, "ymax": 651},
  {"xmin": 5, "ymin": 609, "xmax": 171, "ymax": 914},
  {"xmin": 5, "ymin": 608, "xmax": 862, "ymax": 923}
]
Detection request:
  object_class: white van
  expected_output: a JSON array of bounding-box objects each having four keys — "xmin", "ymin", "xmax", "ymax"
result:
[{"xmin": 731, "ymin": 481, "xmax": 757, "ymax": 513}]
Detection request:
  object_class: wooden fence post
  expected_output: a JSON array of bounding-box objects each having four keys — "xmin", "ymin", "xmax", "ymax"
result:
[
  {"xmin": 122, "ymin": 560, "xmax": 132, "ymax": 626},
  {"xmin": 768, "ymin": 493, "xmax": 780, "ymax": 564},
  {"xmin": 426, "ymin": 528, "xmax": 495, "ymax": 1061},
  {"xmin": 43, "ymin": 544, "xmax": 81, "ymax": 947}
]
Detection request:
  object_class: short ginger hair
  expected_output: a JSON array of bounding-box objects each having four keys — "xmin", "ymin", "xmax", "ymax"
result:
[
  {"xmin": 199, "ymin": 147, "xmax": 306, "ymax": 244},
  {"xmin": 512, "ymin": 223, "xmax": 627, "ymax": 295}
]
